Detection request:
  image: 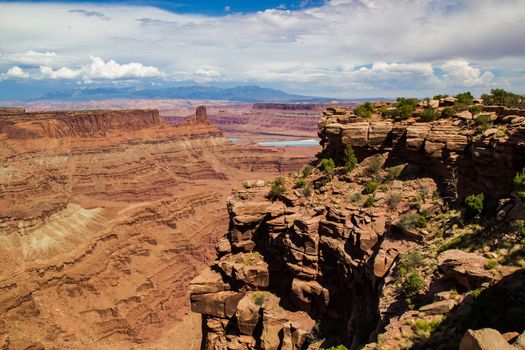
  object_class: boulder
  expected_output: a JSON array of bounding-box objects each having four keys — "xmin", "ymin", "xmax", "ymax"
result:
[
  {"xmin": 459, "ymin": 328, "xmax": 513, "ymax": 350},
  {"xmin": 456, "ymin": 110, "xmax": 473, "ymax": 121},
  {"xmin": 235, "ymin": 295, "xmax": 262, "ymax": 335},
  {"xmin": 419, "ymin": 299, "xmax": 457, "ymax": 315},
  {"xmin": 189, "ymin": 267, "xmax": 229, "ymax": 295},
  {"xmin": 216, "ymin": 238, "xmax": 232, "ymax": 255},
  {"xmin": 437, "ymin": 250, "xmax": 495, "ymax": 289},
  {"xmin": 191, "ymin": 291, "xmax": 244, "ymax": 318}
]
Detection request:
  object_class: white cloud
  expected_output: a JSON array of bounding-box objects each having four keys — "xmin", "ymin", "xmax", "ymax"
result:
[
  {"xmin": 0, "ymin": 50, "xmax": 71, "ymax": 67},
  {"xmin": 38, "ymin": 55, "xmax": 161, "ymax": 81},
  {"xmin": 1, "ymin": 66, "xmax": 30, "ymax": 79},
  {"xmin": 0, "ymin": 1, "xmax": 523, "ymax": 96},
  {"xmin": 441, "ymin": 59, "xmax": 495, "ymax": 87}
]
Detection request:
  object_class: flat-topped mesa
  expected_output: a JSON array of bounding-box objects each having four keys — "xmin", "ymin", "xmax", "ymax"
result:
[
  {"xmin": 0, "ymin": 107, "xmax": 25, "ymax": 115},
  {"xmin": 0, "ymin": 109, "xmax": 162, "ymax": 139},
  {"xmin": 318, "ymin": 103, "xmax": 525, "ymax": 199}
]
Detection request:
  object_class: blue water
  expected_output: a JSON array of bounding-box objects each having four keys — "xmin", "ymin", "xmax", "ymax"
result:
[{"xmin": 258, "ymin": 139, "xmax": 320, "ymax": 147}]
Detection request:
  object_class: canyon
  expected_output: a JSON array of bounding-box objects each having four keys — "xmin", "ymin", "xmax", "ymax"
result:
[
  {"xmin": 190, "ymin": 99, "xmax": 525, "ymax": 349},
  {"xmin": 0, "ymin": 106, "xmax": 319, "ymax": 350}
]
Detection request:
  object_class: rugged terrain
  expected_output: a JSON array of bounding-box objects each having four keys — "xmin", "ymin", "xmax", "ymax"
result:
[
  {"xmin": 190, "ymin": 95, "xmax": 525, "ymax": 349},
  {"xmin": 0, "ymin": 106, "xmax": 317, "ymax": 350}
]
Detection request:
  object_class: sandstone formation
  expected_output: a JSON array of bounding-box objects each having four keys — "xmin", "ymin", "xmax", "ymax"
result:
[
  {"xmin": 191, "ymin": 100, "xmax": 525, "ymax": 349},
  {"xmin": 0, "ymin": 106, "xmax": 315, "ymax": 350}
]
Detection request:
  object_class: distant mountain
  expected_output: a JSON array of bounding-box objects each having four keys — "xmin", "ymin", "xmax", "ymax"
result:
[{"xmin": 39, "ymin": 85, "xmax": 335, "ymax": 102}]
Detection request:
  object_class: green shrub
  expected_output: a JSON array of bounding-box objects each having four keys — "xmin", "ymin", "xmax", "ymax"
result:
[
  {"xmin": 364, "ymin": 195, "xmax": 375, "ymax": 208},
  {"xmin": 388, "ymin": 192, "xmax": 402, "ymax": 211},
  {"xmin": 252, "ymin": 293, "xmax": 266, "ymax": 306},
  {"xmin": 455, "ymin": 91, "xmax": 474, "ymax": 106},
  {"xmin": 420, "ymin": 109, "xmax": 440, "ymax": 122},
  {"xmin": 412, "ymin": 319, "xmax": 441, "ymax": 338},
  {"xmin": 399, "ymin": 212, "xmax": 427, "ymax": 231},
  {"xmin": 363, "ymin": 180, "xmax": 379, "ymax": 194},
  {"xmin": 397, "ymin": 250, "xmax": 423, "ymax": 278},
  {"xmin": 433, "ymin": 94, "xmax": 448, "ymax": 100},
  {"xmin": 268, "ymin": 177, "xmax": 286, "ymax": 200},
  {"xmin": 354, "ymin": 102, "xmax": 374, "ymax": 118},
  {"xmin": 513, "ymin": 168, "xmax": 525, "ymax": 200},
  {"xmin": 301, "ymin": 165, "xmax": 314, "ymax": 178},
  {"xmin": 441, "ymin": 106, "xmax": 456, "ymax": 119},
  {"xmin": 378, "ymin": 184, "xmax": 388, "ymax": 192},
  {"xmin": 475, "ymin": 114, "xmax": 493, "ymax": 131},
  {"xmin": 482, "ymin": 88, "xmax": 525, "ymax": 108},
  {"xmin": 302, "ymin": 182, "xmax": 312, "ymax": 197},
  {"xmin": 485, "ymin": 259, "xmax": 498, "ymax": 270},
  {"xmin": 351, "ymin": 193, "xmax": 361, "ymax": 202},
  {"xmin": 468, "ymin": 105, "xmax": 482, "ymax": 115},
  {"xmin": 402, "ymin": 272, "xmax": 425, "ymax": 298},
  {"xmin": 367, "ymin": 156, "xmax": 383, "ymax": 174},
  {"xmin": 344, "ymin": 145, "xmax": 358, "ymax": 172},
  {"xmin": 385, "ymin": 165, "xmax": 403, "ymax": 181},
  {"xmin": 294, "ymin": 178, "xmax": 307, "ymax": 188},
  {"xmin": 464, "ymin": 193, "xmax": 484, "ymax": 218},
  {"xmin": 319, "ymin": 158, "xmax": 335, "ymax": 175}
]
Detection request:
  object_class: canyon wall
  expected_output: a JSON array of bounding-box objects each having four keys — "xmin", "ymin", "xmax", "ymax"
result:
[
  {"xmin": 0, "ymin": 107, "xmax": 315, "ymax": 350},
  {"xmin": 190, "ymin": 104, "xmax": 525, "ymax": 349}
]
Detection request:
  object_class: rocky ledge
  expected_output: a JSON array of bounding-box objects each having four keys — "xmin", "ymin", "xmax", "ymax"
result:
[{"xmin": 190, "ymin": 96, "xmax": 525, "ymax": 350}]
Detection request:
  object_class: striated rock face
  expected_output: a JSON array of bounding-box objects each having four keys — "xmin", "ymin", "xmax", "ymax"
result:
[
  {"xmin": 318, "ymin": 107, "xmax": 525, "ymax": 199},
  {"xmin": 0, "ymin": 106, "xmax": 315, "ymax": 350}
]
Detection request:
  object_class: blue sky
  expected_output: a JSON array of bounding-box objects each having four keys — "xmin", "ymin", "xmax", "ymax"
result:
[
  {"xmin": 1, "ymin": 0, "xmax": 327, "ymax": 15},
  {"xmin": 1, "ymin": 0, "xmax": 525, "ymax": 99}
]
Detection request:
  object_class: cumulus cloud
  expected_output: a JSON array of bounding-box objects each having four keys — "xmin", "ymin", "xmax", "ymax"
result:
[
  {"xmin": 0, "ymin": 0, "xmax": 523, "ymax": 96},
  {"xmin": 441, "ymin": 59, "xmax": 495, "ymax": 87},
  {"xmin": 38, "ymin": 55, "xmax": 161, "ymax": 81},
  {"xmin": 1, "ymin": 66, "xmax": 30, "ymax": 80}
]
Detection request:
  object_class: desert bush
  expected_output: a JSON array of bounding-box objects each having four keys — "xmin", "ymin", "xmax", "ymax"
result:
[
  {"xmin": 433, "ymin": 94, "xmax": 448, "ymax": 100},
  {"xmin": 252, "ymin": 292, "xmax": 266, "ymax": 306},
  {"xmin": 399, "ymin": 212, "xmax": 427, "ymax": 231},
  {"xmin": 441, "ymin": 106, "xmax": 456, "ymax": 119},
  {"xmin": 268, "ymin": 177, "xmax": 286, "ymax": 200},
  {"xmin": 353, "ymin": 102, "xmax": 374, "ymax": 118},
  {"xmin": 344, "ymin": 145, "xmax": 358, "ymax": 172},
  {"xmin": 402, "ymin": 272, "xmax": 425, "ymax": 299},
  {"xmin": 455, "ymin": 91, "xmax": 474, "ymax": 106},
  {"xmin": 482, "ymin": 88, "xmax": 525, "ymax": 108},
  {"xmin": 385, "ymin": 165, "xmax": 403, "ymax": 181},
  {"xmin": 294, "ymin": 178, "xmax": 307, "ymax": 188},
  {"xmin": 397, "ymin": 250, "xmax": 423, "ymax": 278},
  {"xmin": 475, "ymin": 114, "xmax": 493, "ymax": 131},
  {"xmin": 363, "ymin": 180, "xmax": 379, "ymax": 194},
  {"xmin": 351, "ymin": 193, "xmax": 361, "ymax": 202},
  {"xmin": 412, "ymin": 319, "xmax": 441, "ymax": 338},
  {"xmin": 388, "ymin": 192, "xmax": 402, "ymax": 211},
  {"xmin": 485, "ymin": 259, "xmax": 498, "ymax": 270},
  {"xmin": 364, "ymin": 195, "xmax": 375, "ymax": 208},
  {"xmin": 301, "ymin": 165, "xmax": 314, "ymax": 178},
  {"xmin": 468, "ymin": 105, "xmax": 482, "ymax": 115},
  {"xmin": 420, "ymin": 109, "xmax": 440, "ymax": 122},
  {"xmin": 464, "ymin": 193, "xmax": 484, "ymax": 218},
  {"xmin": 378, "ymin": 184, "xmax": 388, "ymax": 192},
  {"xmin": 319, "ymin": 158, "xmax": 335, "ymax": 175},
  {"xmin": 513, "ymin": 168, "xmax": 525, "ymax": 200},
  {"xmin": 302, "ymin": 182, "xmax": 312, "ymax": 197},
  {"xmin": 367, "ymin": 156, "xmax": 383, "ymax": 174}
]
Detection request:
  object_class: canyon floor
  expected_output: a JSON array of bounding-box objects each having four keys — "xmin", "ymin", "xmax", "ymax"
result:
[{"xmin": 0, "ymin": 103, "xmax": 324, "ymax": 350}]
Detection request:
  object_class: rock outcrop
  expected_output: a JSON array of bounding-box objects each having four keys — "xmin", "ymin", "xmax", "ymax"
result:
[{"xmin": 191, "ymin": 101, "xmax": 525, "ymax": 349}]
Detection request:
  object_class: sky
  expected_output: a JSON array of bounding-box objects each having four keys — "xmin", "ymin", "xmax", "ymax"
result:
[{"xmin": 0, "ymin": 0, "xmax": 525, "ymax": 99}]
